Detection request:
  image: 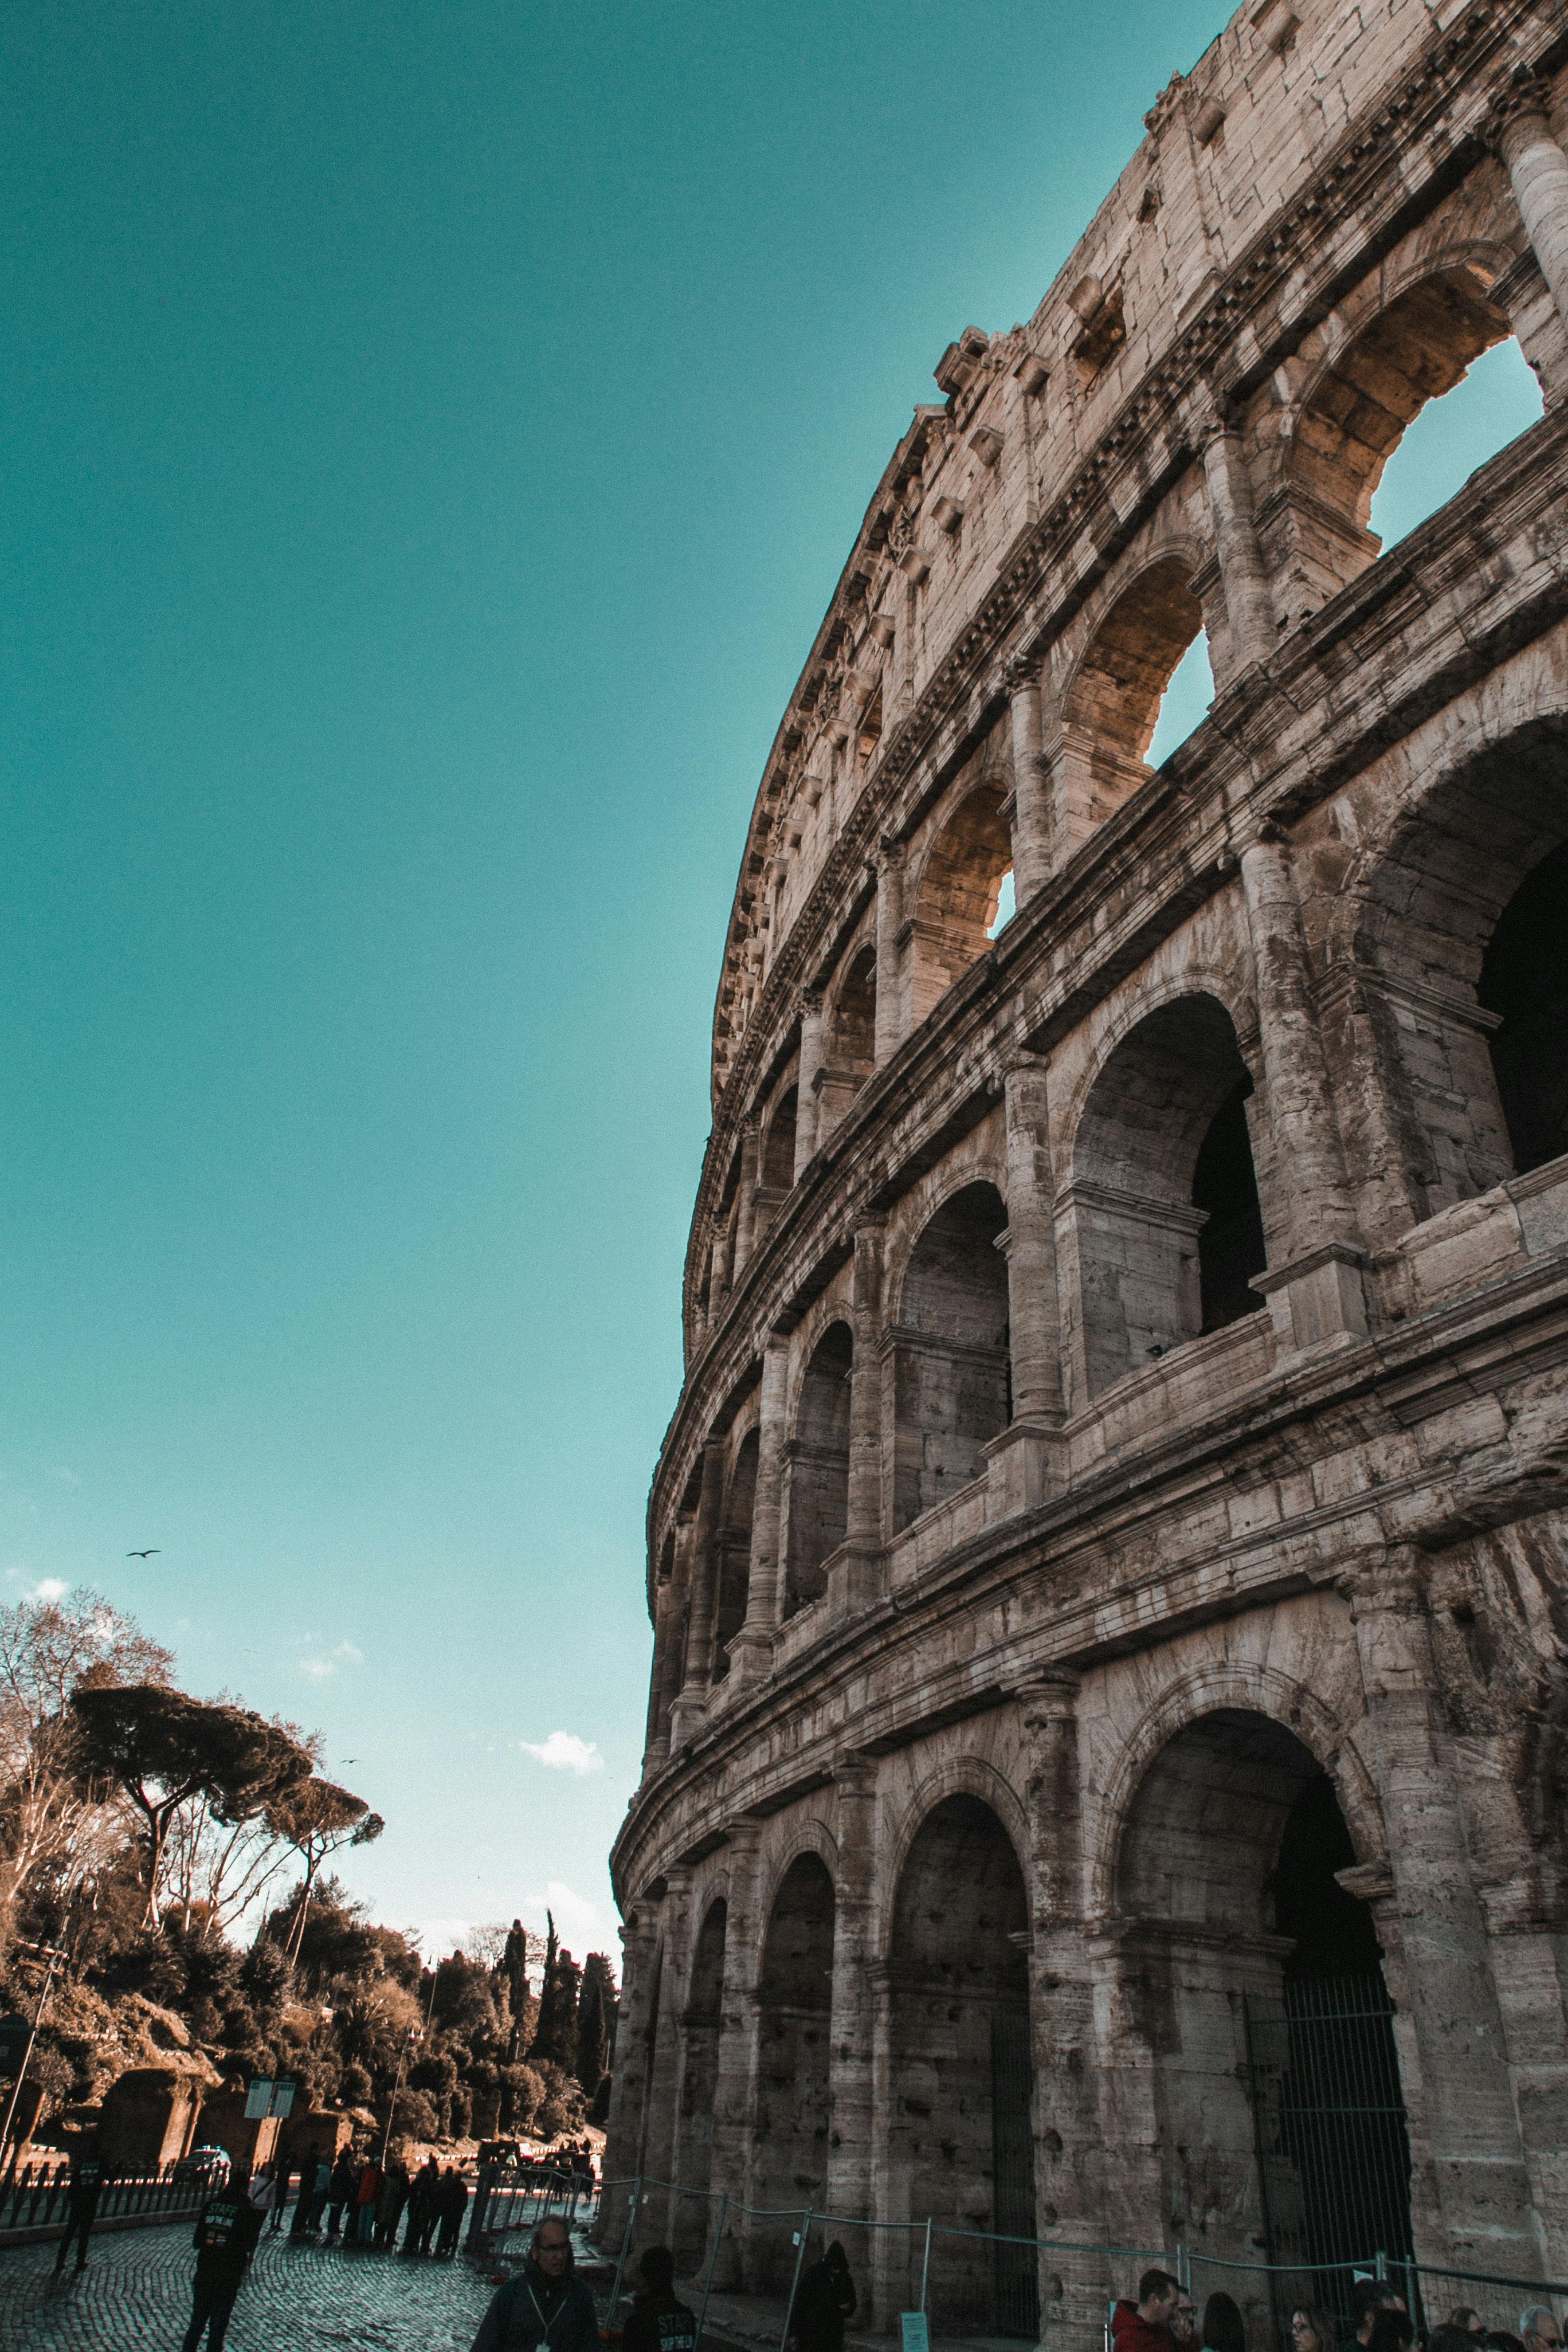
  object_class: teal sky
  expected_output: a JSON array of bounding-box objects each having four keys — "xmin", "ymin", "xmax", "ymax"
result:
[{"xmin": 1, "ymin": 3, "xmax": 1541, "ymax": 1959}]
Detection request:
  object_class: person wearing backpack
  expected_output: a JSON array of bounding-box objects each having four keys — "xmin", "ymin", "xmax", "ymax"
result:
[
  {"xmin": 181, "ymin": 2174, "xmax": 264, "ymax": 2351},
  {"xmin": 471, "ymin": 2214, "xmax": 599, "ymax": 2352}
]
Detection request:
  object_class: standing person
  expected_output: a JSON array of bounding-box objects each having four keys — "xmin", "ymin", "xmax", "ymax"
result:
[
  {"xmin": 376, "ymin": 2154, "xmax": 410, "ymax": 2248},
  {"xmin": 245, "ymin": 2166, "xmax": 277, "ymax": 2228},
  {"xmin": 435, "ymin": 2163, "xmax": 468, "ymax": 2257},
  {"xmin": 1171, "ymin": 2291, "xmax": 1199, "ymax": 2352},
  {"xmin": 470, "ymin": 2214, "xmax": 600, "ymax": 2352},
  {"xmin": 1112, "ymin": 2271, "xmax": 1182, "ymax": 2352},
  {"xmin": 1291, "ymin": 2312, "xmax": 1339, "ymax": 2352},
  {"xmin": 291, "ymin": 2156, "xmax": 322, "ymax": 2239},
  {"xmin": 269, "ymin": 2149, "xmax": 292, "ymax": 2233},
  {"xmin": 324, "ymin": 2146, "xmax": 356, "ymax": 2241},
  {"xmin": 1352, "ymin": 2286, "xmax": 1406, "ymax": 2349},
  {"xmin": 621, "ymin": 2245, "xmax": 697, "ymax": 2352},
  {"xmin": 181, "ymin": 2174, "xmax": 264, "ymax": 2351},
  {"xmin": 406, "ymin": 2156, "xmax": 441, "ymax": 2254},
  {"xmin": 354, "ymin": 2154, "xmax": 383, "ymax": 2246},
  {"xmin": 307, "ymin": 2155, "xmax": 334, "ymax": 2235},
  {"xmin": 1202, "ymin": 2294, "xmax": 1245, "ymax": 2352},
  {"xmin": 789, "ymin": 2241, "xmax": 857, "ymax": 2352},
  {"xmin": 52, "ymin": 2130, "xmax": 112, "ymax": 2277}
]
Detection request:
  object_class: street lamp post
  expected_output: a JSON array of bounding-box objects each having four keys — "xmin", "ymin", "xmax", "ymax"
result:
[{"xmin": 381, "ymin": 2027, "xmax": 420, "ymax": 2170}]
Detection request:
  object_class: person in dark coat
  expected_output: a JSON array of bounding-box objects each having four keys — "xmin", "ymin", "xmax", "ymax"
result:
[
  {"xmin": 375, "ymin": 2155, "xmax": 409, "ymax": 2247},
  {"xmin": 789, "ymin": 2241, "xmax": 857, "ymax": 2352},
  {"xmin": 434, "ymin": 2163, "xmax": 468, "ymax": 2256},
  {"xmin": 53, "ymin": 2131, "xmax": 112, "ymax": 2276},
  {"xmin": 324, "ymin": 2147, "xmax": 357, "ymax": 2240},
  {"xmin": 471, "ymin": 2215, "xmax": 599, "ymax": 2352},
  {"xmin": 621, "ymin": 2244, "xmax": 697, "ymax": 2352},
  {"xmin": 405, "ymin": 2156, "xmax": 440, "ymax": 2253},
  {"xmin": 181, "ymin": 2177, "xmax": 263, "ymax": 2351}
]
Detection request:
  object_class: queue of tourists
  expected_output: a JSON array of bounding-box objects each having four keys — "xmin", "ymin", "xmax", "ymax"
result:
[{"xmin": 1114, "ymin": 2265, "xmax": 1566, "ymax": 2352}]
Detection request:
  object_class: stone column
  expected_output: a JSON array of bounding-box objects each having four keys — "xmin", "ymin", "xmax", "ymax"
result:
[
  {"xmin": 826, "ymin": 1759, "xmax": 879, "ymax": 2230},
  {"xmin": 669, "ymin": 1439, "xmax": 726, "ymax": 1739},
  {"xmin": 833, "ymin": 1218, "xmax": 885, "ymax": 1613},
  {"xmin": 1200, "ymin": 414, "xmax": 1276, "ymax": 677},
  {"xmin": 1493, "ymin": 79, "xmax": 1568, "ymax": 340},
  {"xmin": 731, "ymin": 1120, "xmax": 762, "ymax": 1281},
  {"xmin": 641, "ymin": 1570, "xmax": 676, "ymax": 1773},
  {"xmin": 1018, "ymin": 1672, "xmax": 1105, "ymax": 2350},
  {"xmin": 1345, "ymin": 1551, "xmax": 1540, "ymax": 2273},
  {"xmin": 1005, "ymin": 655, "xmax": 1053, "ymax": 905},
  {"xmin": 644, "ymin": 1867, "xmax": 693, "ymax": 2224},
  {"xmin": 1239, "ymin": 829, "xmax": 1371, "ymax": 1351},
  {"xmin": 599, "ymin": 1898, "xmax": 663, "ymax": 2244},
  {"xmin": 794, "ymin": 991, "xmax": 825, "ymax": 1179},
  {"xmin": 709, "ymin": 1821, "xmax": 765, "ymax": 2290},
  {"xmin": 728, "ymin": 1332, "xmax": 790, "ymax": 1685},
  {"xmin": 986, "ymin": 1057, "xmax": 1066, "ymax": 1515},
  {"xmin": 872, "ymin": 842, "xmax": 906, "ymax": 1067}
]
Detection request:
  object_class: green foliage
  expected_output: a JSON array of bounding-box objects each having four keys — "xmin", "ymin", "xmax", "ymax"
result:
[{"xmin": 528, "ymin": 1911, "xmax": 581, "ymax": 2071}]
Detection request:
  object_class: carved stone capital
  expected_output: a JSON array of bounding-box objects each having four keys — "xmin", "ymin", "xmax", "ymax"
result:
[{"xmin": 1481, "ymin": 69, "xmax": 1558, "ymax": 158}]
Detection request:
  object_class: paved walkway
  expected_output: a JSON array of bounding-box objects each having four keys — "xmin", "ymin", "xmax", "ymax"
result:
[{"xmin": 0, "ymin": 2220, "xmax": 499, "ymax": 2349}]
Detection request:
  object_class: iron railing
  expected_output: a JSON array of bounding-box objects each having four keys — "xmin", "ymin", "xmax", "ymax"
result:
[{"xmin": 0, "ymin": 2163, "xmax": 205, "ymax": 2236}]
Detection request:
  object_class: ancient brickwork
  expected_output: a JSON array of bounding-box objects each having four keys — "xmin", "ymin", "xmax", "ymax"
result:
[{"xmin": 611, "ymin": 0, "xmax": 1568, "ymax": 2328}]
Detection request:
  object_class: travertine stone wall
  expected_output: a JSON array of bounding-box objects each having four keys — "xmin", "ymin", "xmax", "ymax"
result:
[{"xmin": 608, "ymin": 0, "xmax": 1568, "ymax": 2325}]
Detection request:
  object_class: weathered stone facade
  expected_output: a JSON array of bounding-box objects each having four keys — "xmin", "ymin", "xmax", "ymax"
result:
[{"xmin": 608, "ymin": 0, "xmax": 1568, "ymax": 2329}]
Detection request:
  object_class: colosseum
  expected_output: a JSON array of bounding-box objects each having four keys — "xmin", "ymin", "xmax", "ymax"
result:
[{"xmin": 605, "ymin": 0, "xmax": 1568, "ymax": 2334}]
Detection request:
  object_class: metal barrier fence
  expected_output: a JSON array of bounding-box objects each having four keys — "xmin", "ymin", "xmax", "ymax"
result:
[
  {"xmin": 590, "ymin": 2177, "xmax": 1568, "ymax": 2351},
  {"xmin": 468, "ymin": 2161, "xmax": 602, "ymax": 2255},
  {"xmin": 0, "ymin": 2165, "xmax": 202, "ymax": 2236}
]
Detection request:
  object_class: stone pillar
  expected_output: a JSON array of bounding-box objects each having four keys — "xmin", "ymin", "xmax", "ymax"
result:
[
  {"xmin": 826, "ymin": 1759, "xmax": 879, "ymax": 2234},
  {"xmin": 1346, "ymin": 1551, "xmax": 1540, "ymax": 2273},
  {"xmin": 644, "ymin": 1867, "xmax": 692, "ymax": 2225},
  {"xmin": 731, "ymin": 1120, "xmax": 762, "ymax": 1281},
  {"xmin": 1018, "ymin": 1672, "xmax": 1105, "ymax": 2350},
  {"xmin": 669, "ymin": 1440, "xmax": 726, "ymax": 1740},
  {"xmin": 833, "ymin": 1218, "xmax": 885, "ymax": 1613},
  {"xmin": 794, "ymin": 991, "xmax": 825, "ymax": 1179},
  {"xmin": 599, "ymin": 1899, "xmax": 663, "ymax": 2244},
  {"xmin": 709, "ymin": 1821, "xmax": 765, "ymax": 2289},
  {"xmin": 641, "ymin": 1571, "xmax": 675, "ymax": 1773},
  {"xmin": 872, "ymin": 842, "xmax": 905, "ymax": 1067},
  {"xmin": 1239, "ymin": 829, "xmax": 1371, "ymax": 1351},
  {"xmin": 728, "ymin": 1332, "xmax": 790, "ymax": 1685},
  {"xmin": 1493, "ymin": 79, "xmax": 1568, "ymax": 342},
  {"xmin": 1005, "ymin": 655, "xmax": 1053, "ymax": 905},
  {"xmin": 1200, "ymin": 415, "xmax": 1276, "ymax": 677},
  {"xmin": 987, "ymin": 1056, "xmax": 1066, "ymax": 1516}
]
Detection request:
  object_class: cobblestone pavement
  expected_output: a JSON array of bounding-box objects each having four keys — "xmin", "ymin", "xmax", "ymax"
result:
[{"xmin": 0, "ymin": 2219, "xmax": 500, "ymax": 2349}]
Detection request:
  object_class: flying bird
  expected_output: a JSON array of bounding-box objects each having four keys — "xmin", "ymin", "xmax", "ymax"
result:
[{"xmin": 126, "ymin": 1550, "xmax": 160, "ymax": 1559}]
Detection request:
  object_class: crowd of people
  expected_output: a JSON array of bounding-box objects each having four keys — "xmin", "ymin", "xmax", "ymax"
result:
[{"xmin": 1112, "ymin": 2264, "xmax": 1566, "ymax": 2352}]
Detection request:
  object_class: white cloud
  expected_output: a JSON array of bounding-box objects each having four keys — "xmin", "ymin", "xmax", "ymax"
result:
[
  {"xmin": 299, "ymin": 1639, "xmax": 364, "ymax": 1682},
  {"xmin": 518, "ymin": 1730, "xmax": 603, "ymax": 1775},
  {"xmin": 30, "ymin": 1578, "xmax": 68, "ymax": 1603},
  {"xmin": 334, "ymin": 1640, "xmax": 363, "ymax": 1665},
  {"xmin": 519, "ymin": 1881, "xmax": 612, "ymax": 1953},
  {"xmin": 412, "ymin": 1917, "xmax": 475, "ymax": 1959}
]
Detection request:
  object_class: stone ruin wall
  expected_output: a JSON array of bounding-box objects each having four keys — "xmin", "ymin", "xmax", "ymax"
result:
[{"xmin": 607, "ymin": 0, "xmax": 1568, "ymax": 2331}]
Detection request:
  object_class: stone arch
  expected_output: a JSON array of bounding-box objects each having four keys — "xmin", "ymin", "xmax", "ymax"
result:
[
  {"xmin": 891, "ymin": 1180, "xmax": 1010, "ymax": 1532},
  {"xmin": 885, "ymin": 1792, "xmax": 1036, "ymax": 2333},
  {"xmin": 881, "ymin": 1754, "xmax": 1032, "ymax": 1942},
  {"xmin": 758, "ymin": 1083, "xmax": 799, "ymax": 1213},
  {"xmin": 1276, "ymin": 257, "xmax": 1520, "ymax": 617},
  {"xmin": 711, "ymin": 1424, "xmax": 759, "ymax": 1683},
  {"xmin": 1334, "ymin": 713, "xmax": 1568, "ymax": 1224},
  {"xmin": 1106, "ymin": 1696, "xmax": 1410, "ymax": 2286},
  {"xmin": 818, "ymin": 938, "xmax": 878, "ymax": 1142},
  {"xmin": 907, "ymin": 780, "xmax": 1013, "ymax": 1029},
  {"xmin": 674, "ymin": 1895, "xmax": 728, "ymax": 2264},
  {"xmin": 1067, "ymin": 991, "xmax": 1267, "ymax": 1396},
  {"xmin": 1055, "ymin": 551, "xmax": 1206, "ymax": 845},
  {"xmin": 783, "ymin": 1319, "xmax": 853, "ymax": 1616},
  {"xmin": 751, "ymin": 1849, "xmax": 836, "ymax": 2260}
]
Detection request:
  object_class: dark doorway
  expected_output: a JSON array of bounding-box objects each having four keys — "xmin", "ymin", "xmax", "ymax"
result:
[
  {"xmin": 1193, "ymin": 1078, "xmax": 1267, "ymax": 1332},
  {"xmin": 1479, "ymin": 838, "xmax": 1568, "ymax": 1177}
]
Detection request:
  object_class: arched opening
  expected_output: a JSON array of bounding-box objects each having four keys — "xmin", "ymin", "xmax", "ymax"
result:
[
  {"xmin": 818, "ymin": 943, "xmax": 877, "ymax": 1143},
  {"xmin": 1071, "ymin": 995, "xmax": 1265, "ymax": 1397},
  {"xmin": 784, "ymin": 1322, "xmax": 853, "ymax": 1615},
  {"xmin": 1280, "ymin": 264, "xmax": 1534, "ymax": 615},
  {"xmin": 908, "ymin": 786, "xmax": 1013, "ymax": 1028},
  {"xmin": 893, "ymin": 1182, "xmax": 1010, "ymax": 1532},
  {"xmin": 759, "ymin": 1086, "xmax": 799, "ymax": 1206},
  {"xmin": 675, "ymin": 1898, "xmax": 727, "ymax": 2268},
  {"xmin": 986, "ymin": 869, "xmax": 1016, "ymax": 940},
  {"xmin": 1059, "ymin": 558, "xmax": 1204, "ymax": 846},
  {"xmin": 1118, "ymin": 1710, "xmax": 1412, "ymax": 2326},
  {"xmin": 1369, "ymin": 335, "xmax": 1543, "ymax": 551},
  {"xmin": 888, "ymin": 1796, "xmax": 1035, "ymax": 2334},
  {"xmin": 1146, "ymin": 628, "xmax": 1214, "ymax": 767},
  {"xmin": 710, "ymin": 1429, "xmax": 758, "ymax": 1683},
  {"xmin": 752, "ymin": 1855, "xmax": 835, "ymax": 2276},
  {"xmin": 1478, "ymin": 837, "xmax": 1568, "ymax": 1178},
  {"xmin": 1349, "ymin": 723, "xmax": 1568, "ymax": 1226}
]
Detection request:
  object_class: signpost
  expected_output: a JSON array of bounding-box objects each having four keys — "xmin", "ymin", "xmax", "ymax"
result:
[{"xmin": 243, "ymin": 2076, "xmax": 297, "ymax": 2121}]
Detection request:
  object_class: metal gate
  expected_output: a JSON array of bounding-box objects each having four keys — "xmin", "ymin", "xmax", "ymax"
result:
[
  {"xmin": 1245, "ymin": 1975, "xmax": 1415, "ymax": 2334},
  {"xmin": 990, "ymin": 2008, "xmax": 1040, "ymax": 2339}
]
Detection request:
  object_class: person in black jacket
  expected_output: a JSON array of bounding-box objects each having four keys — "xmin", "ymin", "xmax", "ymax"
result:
[
  {"xmin": 434, "ymin": 2164, "xmax": 468, "ymax": 2257},
  {"xmin": 53, "ymin": 2132, "xmax": 112, "ymax": 2276},
  {"xmin": 789, "ymin": 2241, "xmax": 857, "ymax": 2352},
  {"xmin": 470, "ymin": 2215, "xmax": 599, "ymax": 2352},
  {"xmin": 181, "ymin": 2178, "xmax": 263, "ymax": 2351},
  {"xmin": 622, "ymin": 2244, "xmax": 698, "ymax": 2352}
]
